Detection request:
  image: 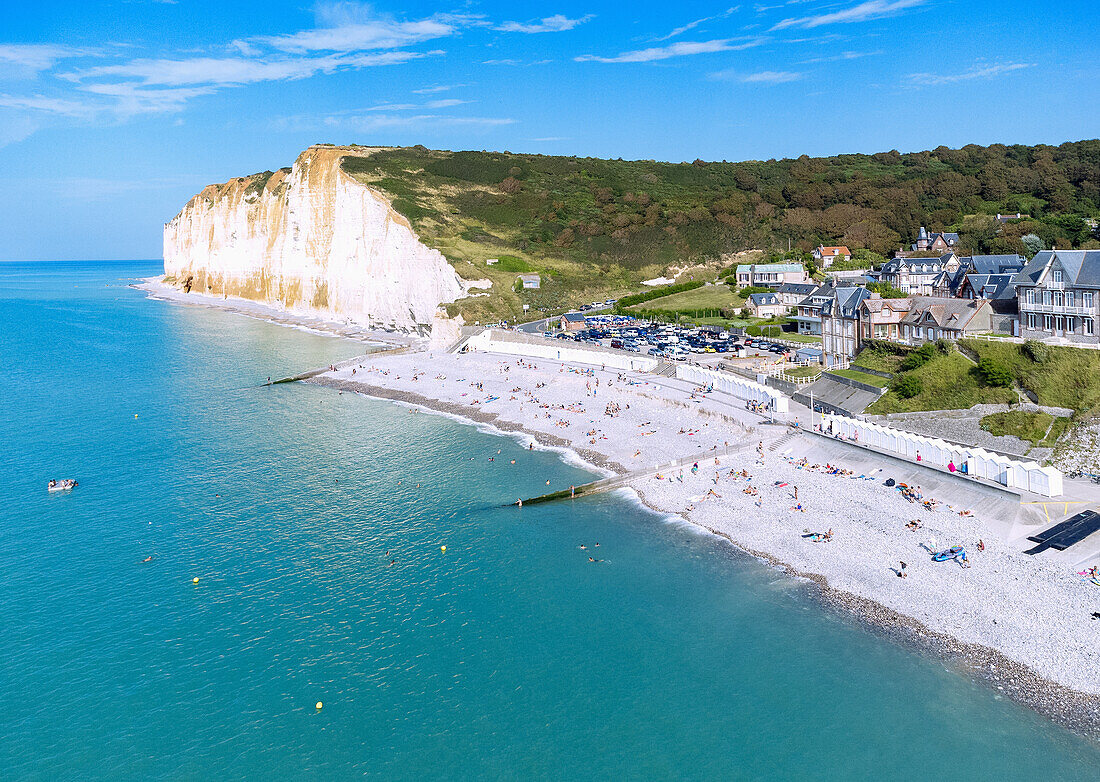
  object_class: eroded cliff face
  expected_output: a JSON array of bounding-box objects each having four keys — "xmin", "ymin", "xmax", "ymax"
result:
[{"xmin": 164, "ymin": 145, "xmax": 481, "ymax": 335}]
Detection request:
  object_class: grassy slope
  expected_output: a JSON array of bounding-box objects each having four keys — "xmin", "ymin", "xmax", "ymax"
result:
[
  {"xmin": 828, "ymin": 368, "xmax": 891, "ymax": 388},
  {"xmin": 961, "ymin": 340, "xmax": 1100, "ymax": 414},
  {"xmin": 867, "ymin": 351, "xmax": 1016, "ymax": 413},
  {"xmin": 626, "ymin": 283, "xmax": 745, "ymax": 313}
]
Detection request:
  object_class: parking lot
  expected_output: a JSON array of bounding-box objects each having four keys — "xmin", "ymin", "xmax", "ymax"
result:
[{"xmin": 546, "ymin": 314, "xmax": 797, "ymax": 362}]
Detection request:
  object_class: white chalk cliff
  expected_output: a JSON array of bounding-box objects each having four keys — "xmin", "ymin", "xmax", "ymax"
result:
[{"xmin": 164, "ymin": 145, "xmax": 482, "ymax": 336}]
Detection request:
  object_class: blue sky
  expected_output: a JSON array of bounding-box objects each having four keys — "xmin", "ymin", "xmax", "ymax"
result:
[{"xmin": 1, "ymin": 0, "xmax": 1097, "ymax": 260}]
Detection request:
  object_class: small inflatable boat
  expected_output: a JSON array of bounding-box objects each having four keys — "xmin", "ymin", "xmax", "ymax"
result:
[{"xmin": 47, "ymin": 479, "xmax": 78, "ymax": 493}]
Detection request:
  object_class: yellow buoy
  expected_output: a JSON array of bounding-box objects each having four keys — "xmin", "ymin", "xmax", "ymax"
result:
[
  {"xmin": 440, "ymin": 545, "xmax": 447, "ymax": 554},
  {"xmin": 192, "ymin": 577, "xmax": 199, "ymax": 584},
  {"xmin": 134, "ymin": 414, "xmax": 138, "ymax": 419},
  {"xmin": 315, "ymin": 701, "xmax": 323, "ymax": 710}
]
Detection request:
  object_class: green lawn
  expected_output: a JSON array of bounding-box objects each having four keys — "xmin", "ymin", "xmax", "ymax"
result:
[
  {"xmin": 961, "ymin": 340, "xmax": 1100, "ymax": 414},
  {"xmin": 851, "ymin": 346, "xmax": 907, "ymax": 374},
  {"xmin": 828, "ymin": 368, "xmax": 891, "ymax": 388},
  {"xmin": 785, "ymin": 366, "xmax": 823, "ymax": 378},
  {"xmin": 979, "ymin": 411, "xmax": 1055, "ymax": 445},
  {"xmin": 626, "ymin": 282, "xmax": 744, "ymax": 313},
  {"xmin": 780, "ymin": 332, "xmax": 822, "ymax": 344},
  {"xmin": 867, "ymin": 351, "xmax": 1017, "ymax": 414}
]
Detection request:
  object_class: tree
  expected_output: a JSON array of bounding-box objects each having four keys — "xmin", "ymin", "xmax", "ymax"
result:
[
  {"xmin": 977, "ymin": 357, "xmax": 1014, "ymax": 387},
  {"xmin": 867, "ymin": 281, "xmax": 908, "ymax": 299},
  {"xmin": 1021, "ymin": 233, "xmax": 1046, "ymax": 257},
  {"xmin": 892, "ymin": 374, "xmax": 923, "ymax": 398}
]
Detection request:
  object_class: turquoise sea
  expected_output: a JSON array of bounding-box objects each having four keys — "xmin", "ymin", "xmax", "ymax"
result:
[{"xmin": 1, "ymin": 260, "xmax": 1098, "ymax": 780}]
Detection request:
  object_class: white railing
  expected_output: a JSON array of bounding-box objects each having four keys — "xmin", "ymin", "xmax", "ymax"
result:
[{"xmin": 1019, "ymin": 302, "xmax": 1093, "ymax": 316}]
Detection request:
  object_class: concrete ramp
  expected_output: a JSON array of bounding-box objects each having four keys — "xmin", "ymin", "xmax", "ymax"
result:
[{"xmin": 794, "ymin": 374, "xmax": 881, "ymax": 416}]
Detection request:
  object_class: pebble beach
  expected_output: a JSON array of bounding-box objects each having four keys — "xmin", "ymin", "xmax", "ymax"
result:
[{"xmin": 311, "ymin": 348, "xmax": 1100, "ymax": 736}]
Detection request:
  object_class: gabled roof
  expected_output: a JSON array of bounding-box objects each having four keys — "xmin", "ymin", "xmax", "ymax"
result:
[
  {"xmin": 816, "ymin": 245, "xmax": 851, "ymax": 256},
  {"xmin": 562, "ymin": 311, "xmax": 586, "ymax": 322},
  {"xmin": 963, "ymin": 273, "xmax": 1017, "ymax": 301},
  {"xmin": 776, "ymin": 282, "xmax": 817, "ymax": 295},
  {"xmin": 900, "ymin": 296, "xmax": 989, "ymax": 329},
  {"xmin": 748, "ymin": 292, "xmax": 781, "ymax": 306},
  {"xmin": 821, "ymin": 287, "xmax": 871, "ymax": 318},
  {"xmin": 966, "ymin": 254, "xmax": 1025, "ymax": 275},
  {"xmin": 1014, "ymin": 250, "xmax": 1100, "ymax": 288}
]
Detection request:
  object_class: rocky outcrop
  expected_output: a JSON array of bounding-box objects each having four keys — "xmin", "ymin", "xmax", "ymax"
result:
[{"xmin": 163, "ymin": 145, "xmax": 484, "ymax": 335}]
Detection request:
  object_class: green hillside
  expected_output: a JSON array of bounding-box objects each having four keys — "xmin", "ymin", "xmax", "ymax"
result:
[{"xmin": 336, "ymin": 140, "xmax": 1100, "ymax": 323}]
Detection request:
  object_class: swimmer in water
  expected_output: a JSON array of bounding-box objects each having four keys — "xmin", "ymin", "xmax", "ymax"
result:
[
  {"xmin": 579, "ymin": 545, "xmax": 587, "ymax": 550},
  {"xmin": 141, "ymin": 556, "xmax": 154, "ymax": 563}
]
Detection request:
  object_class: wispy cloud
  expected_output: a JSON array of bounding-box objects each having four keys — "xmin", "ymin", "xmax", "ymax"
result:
[
  {"xmin": 656, "ymin": 7, "xmax": 741, "ymax": 41},
  {"xmin": 800, "ymin": 49, "xmax": 880, "ymax": 64},
  {"xmin": 62, "ymin": 51, "xmax": 429, "ymax": 87},
  {"xmin": 576, "ymin": 38, "xmax": 764, "ymax": 64},
  {"xmin": 772, "ymin": 0, "xmax": 926, "ymax": 31},
  {"xmin": 273, "ymin": 111, "xmax": 514, "ymax": 133},
  {"xmin": 711, "ymin": 69, "xmax": 803, "ymax": 83},
  {"xmin": 413, "ymin": 84, "xmax": 464, "ymax": 94},
  {"xmin": 251, "ymin": 18, "xmax": 455, "ymax": 54},
  {"xmin": 907, "ymin": 61, "xmax": 1034, "ymax": 87},
  {"xmin": 0, "ymin": 93, "xmax": 94, "ymax": 116},
  {"xmin": 495, "ymin": 14, "xmax": 593, "ymax": 34},
  {"xmin": 482, "ymin": 58, "xmax": 522, "ymax": 66},
  {"xmin": 0, "ymin": 44, "xmax": 87, "ymax": 74}
]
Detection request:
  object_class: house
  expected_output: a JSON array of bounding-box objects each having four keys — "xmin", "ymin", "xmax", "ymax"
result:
[
  {"xmin": 812, "ymin": 245, "xmax": 851, "ymax": 269},
  {"xmin": 790, "ymin": 283, "xmax": 834, "ymax": 335},
  {"xmin": 995, "ymin": 213, "xmax": 1029, "ymax": 223},
  {"xmin": 879, "ymin": 253, "xmax": 961, "ymax": 295},
  {"xmin": 958, "ymin": 273, "xmax": 1018, "ymax": 311},
  {"xmin": 911, "ymin": 226, "xmax": 960, "ymax": 253},
  {"xmin": 516, "ymin": 273, "xmax": 541, "ymax": 290},
  {"xmin": 560, "ymin": 312, "xmax": 586, "ymax": 331},
  {"xmin": 859, "ymin": 295, "xmax": 911, "ymax": 343},
  {"xmin": 821, "ymin": 287, "xmax": 872, "ymax": 367},
  {"xmin": 1014, "ymin": 249, "xmax": 1100, "ymax": 343},
  {"xmin": 929, "ymin": 254, "xmax": 1024, "ymax": 298},
  {"xmin": 899, "ymin": 297, "xmax": 992, "ymax": 344},
  {"xmin": 734, "ymin": 263, "xmax": 809, "ymax": 288},
  {"xmin": 774, "ymin": 282, "xmax": 818, "ymax": 306},
  {"xmin": 746, "ymin": 292, "xmax": 787, "ymax": 318}
]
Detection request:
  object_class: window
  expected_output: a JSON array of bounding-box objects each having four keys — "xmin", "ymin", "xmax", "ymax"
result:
[
  {"xmin": 1053, "ymin": 270, "xmax": 1063, "ymax": 284},
  {"xmin": 1027, "ymin": 314, "xmax": 1036, "ymax": 329},
  {"xmin": 1085, "ymin": 292, "xmax": 1095, "ymax": 309},
  {"xmin": 1026, "ymin": 289, "xmax": 1035, "ymax": 305},
  {"xmin": 1067, "ymin": 292, "xmax": 1074, "ymax": 307},
  {"xmin": 1044, "ymin": 315, "xmax": 1053, "ymax": 331},
  {"xmin": 1044, "ymin": 290, "xmax": 1053, "ymax": 306},
  {"xmin": 1054, "ymin": 292, "xmax": 1064, "ymax": 307},
  {"xmin": 1086, "ymin": 319, "xmax": 1095, "ymax": 336}
]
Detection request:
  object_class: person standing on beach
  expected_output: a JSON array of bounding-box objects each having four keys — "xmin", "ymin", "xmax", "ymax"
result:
[{"xmin": 916, "ymin": 450, "xmax": 922, "ymax": 462}]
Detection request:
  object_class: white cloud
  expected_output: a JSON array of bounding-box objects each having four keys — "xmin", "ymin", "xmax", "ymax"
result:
[
  {"xmin": 655, "ymin": 7, "xmax": 741, "ymax": 42},
  {"xmin": 576, "ymin": 38, "xmax": 764, "ymax": 64},
  {"xmin": 274, "ymin": 111, "xmax": 514, "ymax": 132},
  {"xmin": 254, "ymin": 18, "xmax": 455, "ymax": 54},
  {"xmin": 0, "ymin": 44, "xmax": 85, "ymax": 74},
  {"xmin": 800, "ymin": 49, "xmax": 880, "ymax": 64},
  {"xmin": 0, "ymin": 93, "xmax": 94, "ymax": 116},
  {"xmin": 907, "ymin": 61, "xmax": 1034, "ymax": 86},
  {"xmin": 62, "ymin": 51, "xmax": 428, "ymax": 87},
  {"xmin": 413, "ymin": 84, "xmax": 463, "ymax": 94},
  {"xmin": 425, "ymin": 98, "xmax": 468, "ymax": 108},
  {"xmin": 482, "ymin": 58, "xmax": 521, "ymax": 66},
  {"xmin": 772, "ymin": 0, "xmax": 926, "ymax": 31},
  {"xmin": 742, "ymin": 70, "xmax": 802, "ymax": 82},
  {"xmin": 496, "ymin": 15, "xmax": 593, "ymax": 34}
]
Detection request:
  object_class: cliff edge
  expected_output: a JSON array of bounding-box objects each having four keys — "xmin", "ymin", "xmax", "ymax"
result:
[{"xmin": 163, "ymin": 145, "xmax": 484, "ymax": 337}]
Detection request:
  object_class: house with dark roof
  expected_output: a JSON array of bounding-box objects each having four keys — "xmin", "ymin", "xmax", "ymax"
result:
[
  {"xmin": 774, "ymin": 282, "xmax": 819, "ymax": 306},
  {"xmin": 911, "ymin": 226, "xmax": 960, "ymax": 253},
  {"xmin": 821, "ymin": 287, "xmax": 872, "ymax": 367},
  {"xmin": 931, "ymin": 254, "xmax": 1025, "ymax": 299},
  {"xmin": 880, "ymin": 253, "xmax": 962, "ymax": 295},
  {"xmin": 746, "ymin": 291, "xmax": 787, "ymax": 318},
  {"xmin": 791, "ymin": 283, "xmax": 834, "ymax": 335},
  {"xmin": 1015, "ymin": 249, "xmax": 1100, "ymax": 343},
  {"xmin": 560, "ymin": 311, "xmax": 587, "ymax": 331},
  {"xmin": 899, "ymin": 297, "xmax": 992, "ymax": 344}
]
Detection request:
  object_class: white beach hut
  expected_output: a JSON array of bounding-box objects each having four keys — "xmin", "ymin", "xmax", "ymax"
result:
[{"xmin": 1030, "ymin": 465, "xmax": 1063, "ymax": 497}]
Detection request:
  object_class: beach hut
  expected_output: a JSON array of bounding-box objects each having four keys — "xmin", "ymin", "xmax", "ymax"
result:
[
  {"xmin": 1029, "ymin": 465, "xmax": 1063, "ymax": 497},
  {"xmin": 925, "ymin": 438, "xmax": 951, "ymax": 467},
  {"xmin": 944, "ymin": 444, "xmax": 968, "ymax": 473},
  {"xmin": 989, "ymin": 454, "xmax": 1015, "ymax": 487},
  {"xmin": 1011, "ymin": 460, "xmax": 1036, "ymax": 490},
  {"xmin": 967, "ymin": 448, "xmax": 994, "ymax": 480}
]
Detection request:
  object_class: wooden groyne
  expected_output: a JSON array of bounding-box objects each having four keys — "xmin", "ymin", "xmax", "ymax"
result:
[
  {"xmin": 510, "ymin": 438, "xmax": 769, "ymax": 507},
  {"xmin": 268, "ymin": 345, "xmax": 410, "ymax": 385}
]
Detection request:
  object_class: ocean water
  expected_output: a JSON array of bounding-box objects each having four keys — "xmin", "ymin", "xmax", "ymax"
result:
[{"xmin": 1, "ymin": 260, "xmax": 1098, "ymax": 780}]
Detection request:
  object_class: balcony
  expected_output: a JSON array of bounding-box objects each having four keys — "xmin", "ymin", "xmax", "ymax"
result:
[{"xmin": 1019, "ymin": 302, "xmax": 1094, "ymax": 317}]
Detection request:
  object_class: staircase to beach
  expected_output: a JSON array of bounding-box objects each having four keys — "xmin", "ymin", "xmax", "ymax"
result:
[{"xmin": 650, "ymin": 360, "xmax": 678, "ymax": 378}]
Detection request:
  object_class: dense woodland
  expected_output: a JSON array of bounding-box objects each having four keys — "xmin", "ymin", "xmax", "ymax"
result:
[{"xmin": 343, "ymin": 140, "xmax": 1100, "ymax": 262}]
